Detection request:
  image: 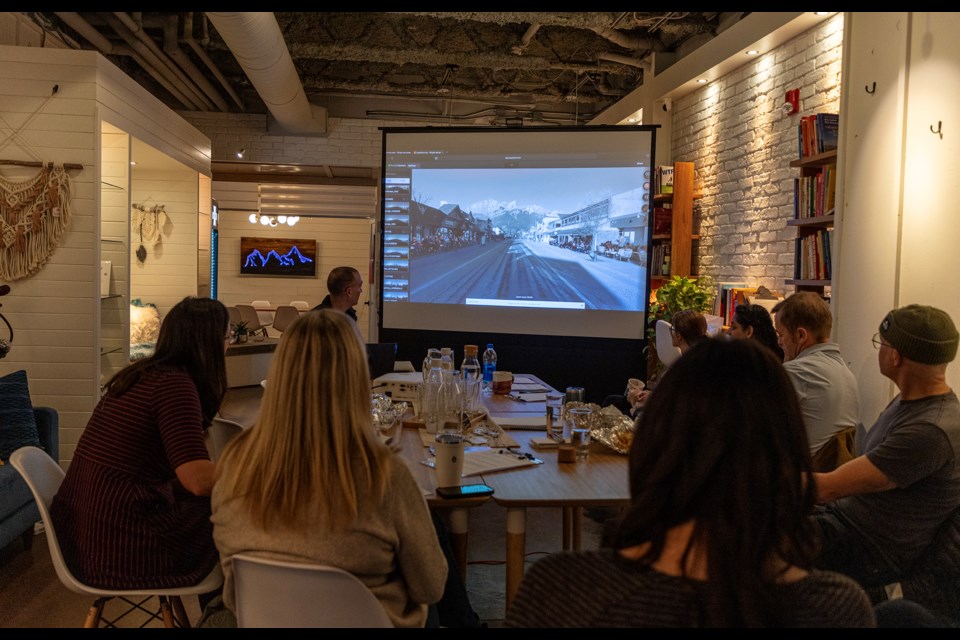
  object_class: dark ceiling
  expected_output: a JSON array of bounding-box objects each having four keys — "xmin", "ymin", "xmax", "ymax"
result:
[{"xmin": 34, "ymin": 12, "xmax": 741, "ymax": 126}]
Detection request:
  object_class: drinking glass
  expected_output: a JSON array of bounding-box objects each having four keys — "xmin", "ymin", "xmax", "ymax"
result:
[
  {"xmin": 565, "ymin": 406, "xmax": 593, "ymax": 461},
  {"xmin": 545, "ymin": 393, "xmax": 564, "ymax": 439}
]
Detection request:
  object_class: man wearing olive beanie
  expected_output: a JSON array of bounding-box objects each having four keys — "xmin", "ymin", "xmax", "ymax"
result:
[{"xmin": 812, "ymin": 304, "xmax": 960, "ymax": 591}]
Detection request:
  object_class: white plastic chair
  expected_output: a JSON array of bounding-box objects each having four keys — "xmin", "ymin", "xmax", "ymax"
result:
[
  {"xmin": 289, "ymin": 300, "xmax": 310, "ymax": 312},
  {"xmin": 655, "ymin": 319, "xmax": 683, "ymax": 368},
  {"xmin": 208, "ymin": 417, "xmax": 244, "ymax": 461},
  {"xmin": 250, "ymin": 300, "xmax": 274, "ymax": 328},
  {"xmin": 227, "ymin": 305, "xmax": 242, "ymax": 328},
  {"xmin": 9, "ymin": 446, "xmax": 223, "ymax": 628},
  {"xmin": 231, "ymin": 553, "xmax": 393, "ymax": 628},
  {"xmin": 235, "ymin": 304, "xmax": 267, "ymax": 338},
  {"xmin": 270, "ymin": 305, "xmax": 300, "ymax": 334}
]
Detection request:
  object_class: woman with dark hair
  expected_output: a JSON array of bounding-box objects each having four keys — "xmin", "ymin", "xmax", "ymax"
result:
[
  {"xmin": 729, "ymin": 303, "xmax": 785, "ymax": 361},
  {"xmin": 506, "ymin": 338, "xmax": 875, "ymax": 627},
  {"xmin": 51, "ymin": 296, "xmax": 229, "ymax": 591}
]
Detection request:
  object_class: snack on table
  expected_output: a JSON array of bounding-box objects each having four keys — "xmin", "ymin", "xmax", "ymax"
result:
[{"xmin": 564, "ymin": 402, "xmax": 635, "ymax": 454}]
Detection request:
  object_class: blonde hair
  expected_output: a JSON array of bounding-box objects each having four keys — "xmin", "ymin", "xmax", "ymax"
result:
[{"xmin": 215, "ymin": 309, "xmax": 390, "ymax": 530}]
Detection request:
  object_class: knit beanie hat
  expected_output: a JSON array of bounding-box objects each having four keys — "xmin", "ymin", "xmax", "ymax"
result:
[{"xmin": 879, "ymin": 304, "xmax": 959, "ymax": 364}]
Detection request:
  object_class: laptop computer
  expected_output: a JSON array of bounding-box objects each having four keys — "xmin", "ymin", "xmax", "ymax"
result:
[{"xmin": 366, "ymin": 342, "xmax": 397, "ymax": 380}]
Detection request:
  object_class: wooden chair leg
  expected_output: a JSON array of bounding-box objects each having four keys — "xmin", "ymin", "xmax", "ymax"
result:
[
  {"xmin": 159, "ymin": 596, "xmax": 176, "ymax": 628},
  {"xmin": 171, "ymin": 596, "xmax": 192, "ymax": 628},
  {"xmin": 85, "ymin": 597, "xmax": 107, "ymax": 628}
]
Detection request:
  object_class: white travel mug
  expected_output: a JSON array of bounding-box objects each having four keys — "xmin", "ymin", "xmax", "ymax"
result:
[{"xmin": 434, "ymin": 433, "xmax": 465, "ymax": 488}]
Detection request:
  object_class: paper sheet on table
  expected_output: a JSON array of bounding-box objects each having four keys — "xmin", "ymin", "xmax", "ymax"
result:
[
  {"xmin": 512, "ymin": 383, "xmax": 549, "ymax": 392},
  {"xmin": 418, "ymin": 428, "xmax": 518, "ymax": 448},
  {"xmin": 516, "ymin": 393, "xmax": 547, "ymax": 402},
  {"xmin": 462, "ymin": 449, "xmax": 539, "ymax": 476},
  {"xmin": 512, "ymin": 375, "xmax": 536, "ymax": 383},
  {"xmin": 487, "ymin": 415, "xmax": 546, "ymax": 430}
]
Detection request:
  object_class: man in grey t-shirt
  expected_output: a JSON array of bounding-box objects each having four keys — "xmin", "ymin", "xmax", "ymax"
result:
[
  {"xmin": 773, "ymin": 292, "xmax": 859, "ymax": 460},
  {"xmin": 813, "ymin": 304, "xmax": 960, "ymax": 588}
]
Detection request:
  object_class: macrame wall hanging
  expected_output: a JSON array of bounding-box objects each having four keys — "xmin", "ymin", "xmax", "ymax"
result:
[
  {"xmin": 0, "ymin": 86, "xmax": 78, "ymax": 282},
  {"xmin": 132, "ymin": 201, "xmax": 169, "ymax": 263}
]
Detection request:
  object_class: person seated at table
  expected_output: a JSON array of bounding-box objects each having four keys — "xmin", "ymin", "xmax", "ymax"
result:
[
  {"xmin": 506, "ymin": 338, "xmax": 875, "ymax": 628},
  {"xmin": 728, "ymin": 303, "xmax": 784, "ymax": 361},
  {"xmin": 209, "ymin": 309, "xmax": 448, "ymax": 628},
  {"xmin": 602, "ymin": 309, "xmax": 709, "ymax": 417},
  {"xmin": 50, "ymin": 296, "xmax": 229, "ymax": 603}
]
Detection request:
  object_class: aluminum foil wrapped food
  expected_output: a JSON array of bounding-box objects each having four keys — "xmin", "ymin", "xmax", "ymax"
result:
[{"xmin": 564, "ymin": 401, "xmax": 636, "ymax": 455}]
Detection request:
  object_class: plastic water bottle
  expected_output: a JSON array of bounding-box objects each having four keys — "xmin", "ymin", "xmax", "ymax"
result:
[
  {"xmin": 482, "ymin": 343, "xmax": 497, "ymax": 393},
  {"xmin": 440, "ymin": 347, "xmax": 454, "ymax": 371},
  {"xmin": 424, "ymin": 350, "xmax": 443, "ymax": 433}
]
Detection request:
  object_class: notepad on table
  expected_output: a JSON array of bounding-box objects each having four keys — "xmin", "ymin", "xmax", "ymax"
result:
[
  {"xmin": 462, "ymin": 449, "xmax": 540, "ymax": 476},
  {"xmin": 512, "ymin": 383, "xmax": 548, "ymax": 392}
]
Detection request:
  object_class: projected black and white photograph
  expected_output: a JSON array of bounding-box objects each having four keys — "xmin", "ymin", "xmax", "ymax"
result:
[{"xmin": 405, "ymin": 167, "xmax": 649, "ymax": 311}]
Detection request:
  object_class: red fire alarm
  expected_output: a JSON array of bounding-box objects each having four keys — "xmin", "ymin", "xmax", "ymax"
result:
[{"xmin": 783, "ymin": 88, "xmax": 800, "ymax": 115}]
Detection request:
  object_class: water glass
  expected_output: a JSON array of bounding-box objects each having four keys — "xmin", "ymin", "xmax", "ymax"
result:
[
  {"xmin": 566, "ymin": 406, "xmax": 592, "ymax": 461},
  {"xmin": 545, "ymin": 393, "xmax": 564, "ymax": 439}
]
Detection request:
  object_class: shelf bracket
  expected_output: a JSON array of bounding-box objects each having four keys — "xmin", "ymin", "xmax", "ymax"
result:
[
  {"xmin": 865, "ymin": 82, "xmax": 876, "ymax": 94},
  {"xmin": 931, "ymin": 121, "xmax": 943, "ymax": 140}
]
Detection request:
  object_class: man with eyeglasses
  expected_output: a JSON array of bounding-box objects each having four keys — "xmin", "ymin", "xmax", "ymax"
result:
[
  {"xmin": 312, "ymin": 266, "xmax": 363, "ymax": 322},
  {"xmin": 772, "ymin": 292, "xmax": 859, "ymax": 461},
  {"xmin": 812, "ymin": 304, "xmax": 960, "ymax": 592}
]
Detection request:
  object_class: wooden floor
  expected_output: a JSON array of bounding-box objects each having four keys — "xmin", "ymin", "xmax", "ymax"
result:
[{"xmin": 0, "ymin": 384, "xmax": 610, "ymax": 628}]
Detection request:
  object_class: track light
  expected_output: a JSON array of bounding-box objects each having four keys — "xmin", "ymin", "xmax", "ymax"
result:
[{"xmin": 236, "ymin": 148, "xmax": 245, "ymax": 159}]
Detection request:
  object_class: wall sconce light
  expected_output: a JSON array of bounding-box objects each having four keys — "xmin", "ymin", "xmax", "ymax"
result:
[
  {"xmin": 236, "ymin": 148, "xmax": 245, "ymax": 159},
  {"xmin": 249, "ymin": 214, "xmax": 299, "ymax": 227}
]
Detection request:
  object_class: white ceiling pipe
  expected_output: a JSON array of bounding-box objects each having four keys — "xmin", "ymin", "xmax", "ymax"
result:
[{"xmin": 206, "ymin": 12, "xmax": 327, "ymax": 135}]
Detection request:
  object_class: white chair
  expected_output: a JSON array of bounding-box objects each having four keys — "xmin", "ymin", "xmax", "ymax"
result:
[
  {"xmin": 235, "ymin": 304, "xmax": 268, "ymax": 338},
  {"xmin": 270, "ymin": 305, "xmax": 300, "ymax": 334},
  {"xmin": 9, "ymin": 446, "xmax": 223, "ymax": 628},
  {"xmin": 227, "ymin": 305, "xmax": 242, "ymax": 328},
  {"xmin": 655, "ymin": 319, "xmax": 683, "ymax": 368},
  {"xmin": 289, "ymin": 300, "xmax": 310, "ymax": 312},
  {"xmin": 231, "ymin": 553, "xmax": 393, "ymax": 628},
  {"xmin": 250, "ymin": 300, "xmax": 274, "ymax": 328},
  {"xmin": 208, "ymin": 417, "xmax": 244, "ymax": 461}
]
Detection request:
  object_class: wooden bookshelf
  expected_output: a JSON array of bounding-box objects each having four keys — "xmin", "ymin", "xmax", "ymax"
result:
[{"xmin": 651, "ymin": 161, "xmax": 700, "ymax": 279}]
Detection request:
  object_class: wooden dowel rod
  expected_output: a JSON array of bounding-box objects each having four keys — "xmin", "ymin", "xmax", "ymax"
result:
[{"xmin": 0, "ymin": 159, "xmax": 83, "ymax": 170}]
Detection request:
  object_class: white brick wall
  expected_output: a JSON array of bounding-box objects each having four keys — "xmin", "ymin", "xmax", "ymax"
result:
[{"xmin": 672, "ymin": 14, "xmax": 843, "ymax": 292}]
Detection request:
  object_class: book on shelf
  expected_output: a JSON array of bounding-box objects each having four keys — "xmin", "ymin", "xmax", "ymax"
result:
[
  {"xmin": 715, "ymin": 281, "xmax": 747, "ymax": 322},
  {"xmin": 818, "ymin": 113, "xmax": 839, "ymax": 153},
  {"xmin": 657, "ymin": 165, "xmax": 674, "ymax": 195},
  {"xmin": 797, "ymin": 113, "xmax": 840, "ymax": 158},
  {"xmin": 653, "ymin": 206, "xmax": 673, "ymax": 234}
]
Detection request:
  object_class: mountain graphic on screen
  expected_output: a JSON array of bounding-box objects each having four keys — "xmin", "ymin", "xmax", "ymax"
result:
[{"xmin": 243, "ymin": 246, "xmax": 314, "ymax": 268}]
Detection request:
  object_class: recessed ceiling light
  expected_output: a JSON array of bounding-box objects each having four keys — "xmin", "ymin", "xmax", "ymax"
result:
[
  {"xmin": 697, "ymin": 78, "xmax": 707, "ymax": 84},
  {"xmin": 815, "ymin": 12, "xmax": 831, "ymax": 16},
  {"xmin": 746, "ymin": 49, "xmax": 760, "ymax": 55},
  {"xmin": 130, "ymin": 160, "xmax": 137, "ymax": 166}
]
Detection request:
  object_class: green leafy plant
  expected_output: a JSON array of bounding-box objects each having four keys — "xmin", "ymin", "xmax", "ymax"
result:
[
  {"xmin": 645, "ymin": 275, "xmax": 716, "ymax": 381},
  {"xmin": 231, "ymin": 320, "xmax": 249, "ymax": 337}
]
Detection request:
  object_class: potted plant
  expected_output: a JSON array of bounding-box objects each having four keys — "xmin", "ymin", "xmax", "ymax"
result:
[
  {"xmin": 645, "ymin": 275, "xmax": 715, "ymax": 383},
  {"xmin": 231, "ymin": 320, "xmax": 250, "ymax": 344}
]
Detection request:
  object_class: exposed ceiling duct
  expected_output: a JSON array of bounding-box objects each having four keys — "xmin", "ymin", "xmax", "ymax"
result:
[{"xmin": 205, "ymin": 12, "xmax": 327, "ymax": 135}]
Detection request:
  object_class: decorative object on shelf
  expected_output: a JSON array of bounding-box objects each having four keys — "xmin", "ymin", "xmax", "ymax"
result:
[
  {"xmin": 132, "ymin": 201, "xmax": 170, "ymax": 263},
  {"xmin": 248, "ymin": 213, "xmax": 299, "ymax": 227},
  {"xmin": 129, "ymin": 299, "xmax": 160, "ymax": 362}
]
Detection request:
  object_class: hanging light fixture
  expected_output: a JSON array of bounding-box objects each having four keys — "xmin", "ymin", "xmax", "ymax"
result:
[{"xmin": 249, "ymin": 214, "xmax": 298, "ymax": 227}]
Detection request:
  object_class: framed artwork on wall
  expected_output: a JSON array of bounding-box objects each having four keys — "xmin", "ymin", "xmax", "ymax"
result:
[{"xmin": 240, "ymin": 236, "xmax": 317, "ymax": 278}]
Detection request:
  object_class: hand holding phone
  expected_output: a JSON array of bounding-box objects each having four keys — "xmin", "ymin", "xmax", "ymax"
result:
[{"xmin": 435, "ymin": 484, "xmax": 494, "ymax": 499}]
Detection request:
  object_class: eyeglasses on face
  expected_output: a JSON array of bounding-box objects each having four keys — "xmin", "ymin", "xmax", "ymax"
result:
[{"xmin": 872, "ymin": 332, "xmax": 887, "ymax": 350}]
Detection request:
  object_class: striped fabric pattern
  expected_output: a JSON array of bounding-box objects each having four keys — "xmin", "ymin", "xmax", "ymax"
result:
[{"xmin": 50, "ymin": 369, "xmax": 217, "ymax": 589}]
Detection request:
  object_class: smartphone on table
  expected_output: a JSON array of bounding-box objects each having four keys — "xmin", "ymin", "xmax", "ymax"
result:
[{"xmin": 435, "ymin": 484, "xmax": 494, "ymax": 499}]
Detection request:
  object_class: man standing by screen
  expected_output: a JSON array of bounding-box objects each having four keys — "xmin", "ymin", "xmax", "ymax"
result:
[{"xmin": 312, "ymin": 266, "xmax": 362, "ymax": 322}]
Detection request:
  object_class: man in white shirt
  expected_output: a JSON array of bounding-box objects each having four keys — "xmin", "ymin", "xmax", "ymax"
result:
[{"xmin": 773, "ymin": 292, "xmax": 859, "ymax": 464}]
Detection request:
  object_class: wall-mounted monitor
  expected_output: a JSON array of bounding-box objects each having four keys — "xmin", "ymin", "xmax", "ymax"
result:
[
  {"xmin": 240, "ymin": 236, "xmax": 317, "ymax": 278},
  {"xmin": 378, "ymin": 125, "xmax": 656, "ymax": 340}
]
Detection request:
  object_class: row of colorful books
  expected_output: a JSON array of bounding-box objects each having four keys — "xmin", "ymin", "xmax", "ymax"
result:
[
  {"xmin": 797, "ymin": 113, "xmax": 839, "ymax": 158},
  {"xmin": 793, "ymin": 164, "xmax": 836, "ymax": 218},
  {"xmin": 794, "ymin": 228, "xmax": 832, "ymax": 281}
]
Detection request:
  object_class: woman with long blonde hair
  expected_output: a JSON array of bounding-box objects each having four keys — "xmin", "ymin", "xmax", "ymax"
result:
[{"xmin": 210, "ymin": 309, "xmax": 447, "ymax": 628}]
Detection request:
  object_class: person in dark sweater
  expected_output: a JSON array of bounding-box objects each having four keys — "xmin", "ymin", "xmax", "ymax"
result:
[
  {"xmin": 312, "ymin": 265, "xmax": 362, "ymax": 322},
  {"xmin": 506, "ymin": 338, "xmax": 875, "ymax": 628}
]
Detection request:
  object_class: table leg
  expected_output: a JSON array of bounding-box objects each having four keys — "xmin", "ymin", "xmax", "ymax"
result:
[
  {"xmin": 572, "ymin": 506, "xmax": 583, "ymax": 550},
  {"xmin": 447, "ymin": 507, "xmax": 469, "ymax": 585},
  {"xmin": 505, "ymin": 507, "xmax": 527, "ymax": 610},
  {"xmin": 561, "ymin": 507, "xmax": 572, "ymax": 550}
]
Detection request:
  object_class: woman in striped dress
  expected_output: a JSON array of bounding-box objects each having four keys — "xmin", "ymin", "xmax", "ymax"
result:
[{"xmin": 51, "ymin": 296, "xmax": 229, "ymax": 591}]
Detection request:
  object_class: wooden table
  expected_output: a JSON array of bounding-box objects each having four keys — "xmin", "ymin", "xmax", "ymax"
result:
[{"xmin": 477, "ymin": 380, "xmax": 630, "ymax": 609}]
